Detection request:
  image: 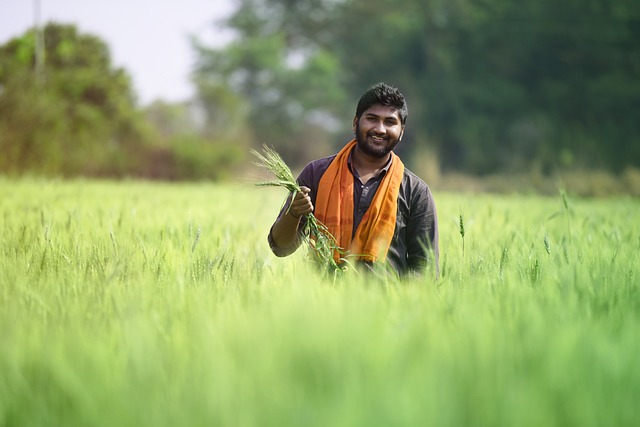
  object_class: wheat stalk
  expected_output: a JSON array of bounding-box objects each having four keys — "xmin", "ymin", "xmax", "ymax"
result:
[
  {"xmin": 459, "ymin": 214, "xmax": 465, "ymax": 258},
  {"xmin": 251, "ymin": 145, "xmax": 349, "ymax": 273}
]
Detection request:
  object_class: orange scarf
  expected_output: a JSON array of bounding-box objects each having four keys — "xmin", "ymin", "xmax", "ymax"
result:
[{"xmin": 314, "ymin": 139, "xmax": 404, "ymax": 263}]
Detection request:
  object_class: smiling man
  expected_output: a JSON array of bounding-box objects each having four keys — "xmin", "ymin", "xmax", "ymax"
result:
[{"xmin": 268, "ymin": 82, "xmax": 439, "ymax": 277}]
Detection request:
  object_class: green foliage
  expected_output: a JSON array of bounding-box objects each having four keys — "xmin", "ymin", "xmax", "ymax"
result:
[
  {"xmin": 172, "ymin": 135, "xmax": 243, "ymax": 181},
  {"xmin": 0, "ymin": 25, "xmax": 245, "ymax": 181},
  {"xmin": 0, "ymin": 23, "xmax": 149, "ymax": 177},
  {"xmin": 192, "ymin": 0, "xmax": 347, "ymax": 162},
  {"xmin": 143, "ymin": 100, "xmax": 246, "ymax": 181},
  {"xmin": 1, "ymin": 178, "xmax": 639, "ymax": 426},
  {"xmin": 193, "ymin": 0, "xmax": 640, "ymax": 174}
]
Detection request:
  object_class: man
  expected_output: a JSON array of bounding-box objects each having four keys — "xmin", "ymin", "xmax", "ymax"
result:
[{"xmin": 268, "ymin": 82, "xmax": 439, "ymax": 276}]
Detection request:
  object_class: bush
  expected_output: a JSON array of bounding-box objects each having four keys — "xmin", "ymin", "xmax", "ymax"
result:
[{"xmin": 135, "ymin": 136, "xmax": 244, "ymax": 181}]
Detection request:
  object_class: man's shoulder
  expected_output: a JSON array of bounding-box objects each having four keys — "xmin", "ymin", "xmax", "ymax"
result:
[
  {"xmin": 303, "ymin": 154, "xmax": 338, "ymax": 171},
  {"xmin": 401, "ymin": 166, "xmax": 431, "ymax": 194},
  {"xmin": 297, "ymin": 154, "xmax": 338, "ymax": 189},
  {"xmin": 399, "ymin": 166, "xmax": 437, "ymax": 219}
]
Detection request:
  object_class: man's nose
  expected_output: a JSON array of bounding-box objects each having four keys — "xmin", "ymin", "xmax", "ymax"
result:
[{"xmin": 373, "ymin": 120, "xmax": 386, "ymax": 133}]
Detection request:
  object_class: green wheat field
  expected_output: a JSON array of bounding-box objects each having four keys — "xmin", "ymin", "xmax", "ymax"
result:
[{"xmin": 1, "ymin": 177, "xmax": 638, "ymax": 426}]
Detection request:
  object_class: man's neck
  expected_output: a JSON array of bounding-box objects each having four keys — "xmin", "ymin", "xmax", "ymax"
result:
[
  {"xmin": 351, "ymin": 146, "xmax": 392, "ymax": 184},
  {"xmin": 352, "ymin": 145, "xmax": 391, "ymax": 171}
]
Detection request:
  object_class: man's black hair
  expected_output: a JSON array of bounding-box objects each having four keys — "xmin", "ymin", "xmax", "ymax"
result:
[{"xmin": 355, "ymin": 82, "xmax": 408, "ymax": 125}]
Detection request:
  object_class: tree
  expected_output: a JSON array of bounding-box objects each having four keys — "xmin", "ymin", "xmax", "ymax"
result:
[
  {"xmin": 327, "ymin": 0, "xmax": 640, "ymax": 173},
  {"xmin": 0, "ymin": 22, "xmax": 150, "ymax": 176},
  {"xmin": 192, "ymin": 0, "xmax": 347, "ymax": 165}
]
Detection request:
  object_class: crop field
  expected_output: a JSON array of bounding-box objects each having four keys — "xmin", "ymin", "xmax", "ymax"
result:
[{"xmin": 1, "ymin": 177, "xmax": 639, "ymax": 426}]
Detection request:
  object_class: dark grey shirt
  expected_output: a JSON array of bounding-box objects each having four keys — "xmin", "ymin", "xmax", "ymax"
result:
[{"xmin": 269, "ymin": 150, "xmax": 439, "ymax": 276}]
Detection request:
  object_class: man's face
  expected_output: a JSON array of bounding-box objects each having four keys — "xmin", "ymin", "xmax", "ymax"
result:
[{"xmin": 353, "ymin": 104, "xmax": 405, "ymax": 158}]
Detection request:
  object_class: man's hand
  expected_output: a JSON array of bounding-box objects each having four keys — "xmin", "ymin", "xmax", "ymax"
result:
[
  {"xmin": 271, "ymin": 186, "xmax": 313, "ymax": 251},
  {"xmin": 288, "ymin": 186, "xmax": 313, "ymax": 219}
]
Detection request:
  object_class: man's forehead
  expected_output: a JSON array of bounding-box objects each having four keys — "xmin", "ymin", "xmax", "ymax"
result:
[{"xmin": 362, "ymin": 104, "xmax": 401, "ymax": 119}]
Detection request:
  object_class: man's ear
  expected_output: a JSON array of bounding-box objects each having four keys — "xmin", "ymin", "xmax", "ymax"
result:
[
  {"xmin": 399, "ymin": 126, "xmax": 405, "ymax": 141},
  {"xmin": 352, "ymin": 115, "xmax": 358, "ymax": 132}
]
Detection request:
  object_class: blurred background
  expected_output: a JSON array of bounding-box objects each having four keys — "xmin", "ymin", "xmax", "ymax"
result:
[{"xmin": 1, "ymin": 0, "xmax": 639, "ymax": 195}]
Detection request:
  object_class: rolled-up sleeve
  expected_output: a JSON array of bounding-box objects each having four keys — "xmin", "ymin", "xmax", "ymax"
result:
[{"xmin": 267, "ymin": 193, "xmax": 306, "ymax": 257}]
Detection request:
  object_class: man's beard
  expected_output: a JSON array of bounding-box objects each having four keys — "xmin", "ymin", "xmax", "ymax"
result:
[{"xmin": 355, "ymin": 122, "xmax": 400, "ymax": 158}]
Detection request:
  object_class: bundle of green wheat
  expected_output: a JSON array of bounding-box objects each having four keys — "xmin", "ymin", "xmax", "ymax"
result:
[{"xmin": 251, "ymin": 145, "xmax": 349, "ymax": 273}]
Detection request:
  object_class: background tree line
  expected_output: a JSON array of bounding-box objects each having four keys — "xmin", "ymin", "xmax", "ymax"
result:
[
  {"xmin": 193, "ymin": 0, "xmax": 640, "ymax": 177},
  {"xmin": 0, "ymin": 23, "xmax": 241, "ymax": 180},
  {"xmin": 1, "ymin": 0, "xmax": 639, "ymax": 188}
]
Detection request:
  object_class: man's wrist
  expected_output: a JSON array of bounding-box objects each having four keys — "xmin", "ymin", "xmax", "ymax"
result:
[{"xmin": 288, "ymin": 209, "xmax": 301, "ymax": 219}]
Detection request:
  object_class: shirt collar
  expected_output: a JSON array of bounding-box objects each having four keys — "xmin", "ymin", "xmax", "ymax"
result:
[{"xmin": 347, "ymin": 146, "xmax": 393, "ymax": 178}]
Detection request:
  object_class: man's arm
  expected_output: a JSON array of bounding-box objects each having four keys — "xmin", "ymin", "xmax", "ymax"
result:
[
  {"xmin": 268, "ymin": 186, "xmax": 313, "ymax": 256},
  {"xmin": 406, "ymin": 185, "xmax": 439, "ymax": 275}
]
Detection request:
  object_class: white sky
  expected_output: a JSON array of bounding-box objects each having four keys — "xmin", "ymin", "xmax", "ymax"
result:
[{"xmin": 0, "ymin": 0, "xmax": 235, "ymax": 105}]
